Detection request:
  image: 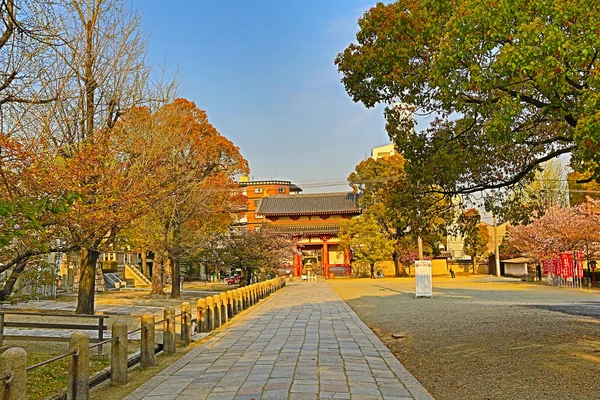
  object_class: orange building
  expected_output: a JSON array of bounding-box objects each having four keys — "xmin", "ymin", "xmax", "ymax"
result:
[
  {"xmin": 256, "ymin": 192, "xmax": 361, "ymax": 277},
  {"xmin": 238, "ymin": 178, "xmax": 302, "ymax": 230}
]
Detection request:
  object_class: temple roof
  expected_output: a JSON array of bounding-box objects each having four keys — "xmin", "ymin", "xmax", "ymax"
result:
[
  {"xmin": 265, "ymin": 224, "xmax": 341, "ymax": 235},
  {"xmin": 257, "ymin": 192, "xmax": 360, "ymax": 216}
]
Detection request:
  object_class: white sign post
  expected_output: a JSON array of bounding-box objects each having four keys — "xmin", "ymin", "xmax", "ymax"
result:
[{"xmin": 415, "ymin": 260, "xmax": 433, "ymax": 298}]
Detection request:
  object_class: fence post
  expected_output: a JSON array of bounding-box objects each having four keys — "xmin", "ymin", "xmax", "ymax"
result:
[
  {"xmin": 0, "ymin": 347, "xmax": 27, "ymax": 400},
  {"xmin": 205, "ymin": 297, "xmax": 214, "ymax": 332},
  {"xmin": 140, "ymin": 313, "xmax": 155, "ymax": 369},
  {"xmin": 163, "ymin": 308, "xmax": 176, "ymax": 355},
  {"xmin": 212, "ymin": 295, "xmax": 221, "ymax": 328},
  {"xmin": 68, "ymin": 332, "xmax": 89, "ymax": 400},
  {"xmin": 97, "ymin": 317, "xmax": 105, "ymax": 355},
  {"xmin": 219, "ymin": 293, "xmax": 228, "ymax": 324},
  {"xmin": 0, "ymin": 314, "xmax": 4, "ymax": 349},
  {"xmin": 226, "ymin": 291, "xmax": 234, "ymax": 318},
  {"xmin": 181, "ymin": 302, "xmax": 192, "ymax": 346},
  {"xmin": 196, "ymin": 299, "xmax": 206, "ymax": 333},
  {"xmin": 111, "ymin": 321, "xmax": 128, "ymax": 385}
]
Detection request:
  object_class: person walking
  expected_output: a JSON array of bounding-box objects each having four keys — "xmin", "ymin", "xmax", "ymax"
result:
[{"xmin": 450, "ymin": 266, "xmax": 455, "ymax": 278}]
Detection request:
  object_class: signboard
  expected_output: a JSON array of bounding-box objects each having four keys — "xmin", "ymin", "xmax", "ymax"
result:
[
  {"xmin": 415, "ymin": 260, "xmax": 433, "ymax": 298},
  {"xmin": 542, "ymin": 260, "xmax": 549, "ymax": 275}
]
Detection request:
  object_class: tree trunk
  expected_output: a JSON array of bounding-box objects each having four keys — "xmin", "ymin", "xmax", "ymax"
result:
[
  {"xmin": 370, "ymin": 262, "xmax": 375, "ymax": 279},
  {"xmin": 150, "ymin": 251, "xmax": 164, "ymax": 295},
  {"xmin": 392, "ymin": 251, "xmax": 407, "ymax": 277},
  {"xmin": 170, "ymin": 255, "xmax": 181, "ymax": 299},
  {"xmin": 76, "ymin": 248, "xmax": 99, "ymax": 314},
  {"xmin": 141, "ymin": 249, "xmax": 148, "ymax": 277},
  {"xmin": 0, "ymin": 258, "xmax": 28, "ymax": 301},
  {"xmin": 472, "ymin": 257, "xmax": 477, "ymax": 274}
]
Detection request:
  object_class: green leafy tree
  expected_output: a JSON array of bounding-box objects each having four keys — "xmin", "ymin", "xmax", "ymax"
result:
[
  {"xmin": 349, "ymin": 154, "xmax": 453, "ymax": 275},
  {"xmin": 457, "ymin": 209, "xmax": 490, "ymax": 274},
  {"xmin": 336, "ymin": 1, "xmax": 600, "ymax": 199},
  {"xmin": 499, "ymin": 160, "xmax": 569, "ymax": 224},
  {"xmin": 339, "ymin": 214, "xmax": 395, "ymax": 279}
]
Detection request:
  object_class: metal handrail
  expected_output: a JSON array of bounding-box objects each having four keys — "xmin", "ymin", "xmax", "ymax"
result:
[
  {"xmin": 26, "ymin": 349, "xmax": 78, "ymax": 372},
  {"xmin": 89, "ymin": 336, "xmax": 118, "ymax": 349},
  {"xmin": 127, "ymin": 326, "xmax": 144, "ymax": 336}
]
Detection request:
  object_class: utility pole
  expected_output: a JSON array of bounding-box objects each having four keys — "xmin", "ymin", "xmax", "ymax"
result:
[
  {"xmin": 418, "ymin": 236, "xmax": 424, "ymax": 260},
  {"xmin": 492, "ymin": 190, "xmax": 501, "ymax": 277}
]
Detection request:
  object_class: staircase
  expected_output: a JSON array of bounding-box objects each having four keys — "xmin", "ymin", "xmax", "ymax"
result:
[
  {"xmin": 104, "ymin": 273, "xmax": 124, "ymax": 290},
  {"xmin": 124, "ymin": 265, "xmax": 152, "ymax": 288}
]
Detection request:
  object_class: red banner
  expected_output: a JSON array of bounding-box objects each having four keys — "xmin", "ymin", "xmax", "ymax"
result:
[
  {"xmin": 576, "ymin": 251, "xmax": 584, "ymax": 278},
  {"xmin": 561, "ymin": 253, "xmax": 570, "ymax": 277},
  {"xmin": 567, "ymin": 253, "xmax": 574, "ymax": 278},
  {"xmin": 542, "ymin": 260, "xmax": 549, "ymax": 275},
  {"xmin": 552, "ymin": 258, "xmax": 561, "ymax": 276}
]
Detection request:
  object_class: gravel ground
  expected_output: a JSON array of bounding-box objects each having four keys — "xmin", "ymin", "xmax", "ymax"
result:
[{"xmin": 329, "ymin": 275, "xmax": 600, "ymax": 400}]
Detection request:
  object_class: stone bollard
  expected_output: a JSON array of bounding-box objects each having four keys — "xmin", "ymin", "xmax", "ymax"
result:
[
  {"xmin": 205, "ymin": 297, "xmax": 214, "ymax": 332},
  {"xmin": 196, "ymin": 299, "xmax": 206, "ymax": 333},
  {"xmin": 140, "ymin": 314, "xmax": 156, "ymax": 369},
  {"xmin": 219, "ymin": 293, "xmax": 228, "ymax": 324},
  {"xmin": 229, "ymin": 291, "xmax": 237, "ymax": 317},
  {"xmin": 212, "ymin": 295, "xmax": 221, "ymax": 328},
  {"xmin": 238, "ymin": 287, "xmax": 246, "ymax": 312},
  {"xmin": 248, "ymin": 286, "xmax": 253, "ymax": 307},
  {"xmin": 181, "ymin": 302, "xmax": 192, "ymax": 346},
  {"xmin": 111, "ymin": 321, "xmax": 128, "ymax": 385},
  {"xmin": 0, "ymin": 347, "xmax": 27, "ymax": 400},
  {"xmin": 163, "ymin": 308, "xmax": 176, "ymax": 355},
  {"xmin": 226, "ymin": 291, "xmax": 234, "ymax": 318},
  {"xmin": 68, "ymin": 332, "xmax": 89, "ymax": 400}
]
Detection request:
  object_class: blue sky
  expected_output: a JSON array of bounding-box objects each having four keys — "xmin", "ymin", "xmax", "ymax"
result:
[{"xmin": 137, "ymin": 1, "xmax": 391, "ymax": 192}]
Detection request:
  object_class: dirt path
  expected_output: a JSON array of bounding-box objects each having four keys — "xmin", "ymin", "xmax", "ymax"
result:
[{"xmin": 329, "ymin": 276, "xmax": 600, "ymax": 400}]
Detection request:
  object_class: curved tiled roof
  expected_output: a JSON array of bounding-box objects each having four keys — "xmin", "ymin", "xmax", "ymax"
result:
[
  {"xmin": 265, "ymin": 224, "xmax": 341, "ymax": 235},
  {"xmin": 257, "ymin": 192, "xmax": 360, "ymax": 216}
]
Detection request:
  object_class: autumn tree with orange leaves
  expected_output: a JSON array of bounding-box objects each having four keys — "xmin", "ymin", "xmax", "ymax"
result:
[{"xmin": 116, "ymin": 99, "xmax": 248, "ymax": 298}]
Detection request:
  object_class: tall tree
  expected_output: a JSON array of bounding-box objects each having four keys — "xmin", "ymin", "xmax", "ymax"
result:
[
  {"xmin": 457, "ymin": 209, "xmax": 489, "ymax": 274},
  {"xmin": 117, "ymin": 99, "xmax": 248, "ymax": 298},
  {"xmin": 46, "ymin": 0, "xmax": 157, "ymax": 314},
  {"xmin": 349, "ymin": 154, "xmax": 453, "ymax": 275},
  {"xmin": 335, "ymin": 1, "xmax": 600, "ymax": 201},
  {"xmin": 339, "ymin": 214, "xmax": 395, "ymax": 279}
]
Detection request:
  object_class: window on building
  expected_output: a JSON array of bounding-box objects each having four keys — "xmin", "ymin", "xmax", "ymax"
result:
[
  {"xmin": 278, "ymin": 188, "xmax": 285, "ymax": 193},
  {"xmin": 254, "ymin": 200, "xmax": 260, "ymax": 207},
  {"xmin": 254, "ymin": 188, "xmax": 263, "ymax": 194}
]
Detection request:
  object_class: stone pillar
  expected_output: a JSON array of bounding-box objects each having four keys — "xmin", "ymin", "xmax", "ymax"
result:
[
  {"xmin": 226, "ymin": 291, "xmax": 234, "ymax": 318},
  {"xmin": 163, "ymin": 308, "xmax": 176, "ymax": 355},
  {"xmin": 0, "ymin": 347, "xmax": 27, "ymax": 400},
  {"xmin": 181, "ymin": 302, "xmax": 192, "ymax": 346},
  {"xmin": 205, "ymin": 297, "xmax": 214, "ymax": 331},
  {"xmin": 111, "ymin": 321, "xmax": 128, "ymax": 385},
  {"xmin": 212, "ymin": 295, "xmax": 221, "ymax": 328},
  {"xmin": 196, "ymin": 299, "xmax": 206, "ymax": 333},
  {"xmin": 140, "ymin": 314, "xmax": 156, "ymax": 369},
  {"xmin": 68, "ymin": 332, "xmax": 89, "ymax": 400},
  {"xmin": 219, "ymin": 293, "xmax": 228, "ymax": 324}
]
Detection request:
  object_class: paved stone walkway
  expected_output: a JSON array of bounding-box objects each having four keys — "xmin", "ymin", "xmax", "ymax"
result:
[{"xmin": 124, "ymin": 281, "xmax": 433, "ymax": 400}]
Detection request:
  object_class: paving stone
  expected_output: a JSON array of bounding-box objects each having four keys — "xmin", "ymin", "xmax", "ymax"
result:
[{"xmin": 123, "ymin": 282, "xmax": 433, "ymax": 400}]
